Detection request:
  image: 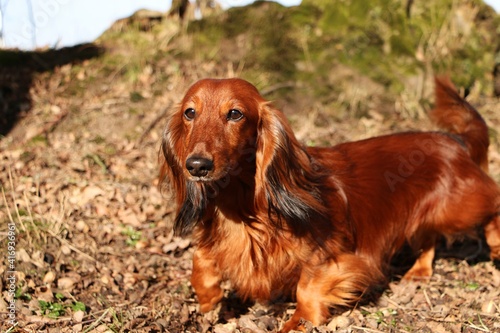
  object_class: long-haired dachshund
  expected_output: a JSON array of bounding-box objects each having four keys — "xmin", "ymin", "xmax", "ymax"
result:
[{"xmin": 160, "ymin": 77, "xmax": 500, "ymax": 332}]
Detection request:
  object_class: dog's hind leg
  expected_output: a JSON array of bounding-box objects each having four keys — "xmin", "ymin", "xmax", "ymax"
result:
[
  {"xmin": 280, "ymin": 254, "xmax": 377, "ymax": 332},
  {"xmin": 485, "ymin": 215, "xmax": 500, "ymax": 264}
]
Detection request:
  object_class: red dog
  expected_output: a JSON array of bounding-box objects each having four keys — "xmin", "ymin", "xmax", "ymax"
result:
[{"xmin": 160, "ymin": 77, "xmax": 500, "ymax": 332}]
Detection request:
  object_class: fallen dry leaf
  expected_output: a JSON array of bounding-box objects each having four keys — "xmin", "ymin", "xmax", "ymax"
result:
[
  {"xmin": 163, "ymin": 237, "xmax": 191, "ymax": 253},
  {"xmin": 57, "ymin": 277, "xmax": 77, "ymax": 290}
]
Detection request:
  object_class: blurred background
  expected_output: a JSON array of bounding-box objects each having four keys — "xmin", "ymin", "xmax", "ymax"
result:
[
  {"xmin": 0, "ymin": 1, "xmax": 303, "ymax": 50},
  {"xmin": 0, "ymin": 1, "xmax": 498, "ymax": 49},
  {"xmin": 1, "ymin": 1, "xmax": 500, "ymax": 332}
]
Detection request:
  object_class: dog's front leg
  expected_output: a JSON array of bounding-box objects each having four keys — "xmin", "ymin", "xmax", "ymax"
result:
[{"xmin": 191, "ymin": 248, "xmax": 224, "ymax": 312}]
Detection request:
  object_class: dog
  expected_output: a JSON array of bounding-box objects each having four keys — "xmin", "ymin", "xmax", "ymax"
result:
[{"xmin": 159, "ymin": 76, "xmax": 500, "ymax": 332}]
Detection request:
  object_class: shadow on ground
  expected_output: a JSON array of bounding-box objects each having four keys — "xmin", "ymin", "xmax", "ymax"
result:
[{"xmin": 0, "ymin": 44, "xmax": 104, "ymax": 137}]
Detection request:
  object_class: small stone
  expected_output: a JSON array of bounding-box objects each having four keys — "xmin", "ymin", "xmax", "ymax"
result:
[
  {"xmin": 239, "ymin": 315, "xmax": 264, "ymax": 333},
  {"xmin": 433, "ymin": 304, "xmax": 450, "ymax": 318},
  {"xmin": 213, "ymin": 322, "xmax": 237, "ymax": 333},
  {"xmin": 43, "ymin": 271, "xmax": 56, "ymax": 284},
  {"xmin": 481, "ymin": 300, "xmax": 496, "ymax": 314},
  {"xmin": 61, "ymin": 245, "xmax": 72, "ymax": 255},
  {"xmin": 327, "ymin": 315, "xmax": 352, "ymax": 330},
  {"xmin": 73, "ymin": 310, "xmax": 85, "ymax": 323},
  {"xmin": 57, "ymin": 277, "xmax": 77, "ymax": 290},
  {"xmin": 75, "ymin": 220, "xmax": 90, "ymax": 232}
]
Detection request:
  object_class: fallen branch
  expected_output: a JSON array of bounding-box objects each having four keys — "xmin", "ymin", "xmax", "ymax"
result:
[{"xmin": 139, "ymin": 102, "xmax": 172, "ymax": 144}]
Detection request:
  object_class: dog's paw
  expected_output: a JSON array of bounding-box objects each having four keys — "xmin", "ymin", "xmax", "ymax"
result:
[
  {"xmin": 198, "ymin": 287, "xmax": 224, "ymax": 313},
  {"xmin": 402, "ymin": 265, "xmax": 433, "ymax": 281}
]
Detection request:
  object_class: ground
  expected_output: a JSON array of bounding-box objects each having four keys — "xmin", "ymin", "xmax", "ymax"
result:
[{"xmin": 1, "ymin": 1, "xmax": 500, "ymax": 332}]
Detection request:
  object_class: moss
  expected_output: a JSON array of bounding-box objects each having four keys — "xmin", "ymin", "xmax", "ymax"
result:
[
  {"xmin": 30, "ymin": 135, "xmax": 48, "ymax": 146},
  {"xmin": 129, "ymin": 91, "xmax": 145, "ymax": 103},
  {"xmin": 185, "ymin": 1, "xmax": 301, "ymax": 82},
  {"xmin": 159, "ymin": 0, "xmax": 498, "ymax": 115}
]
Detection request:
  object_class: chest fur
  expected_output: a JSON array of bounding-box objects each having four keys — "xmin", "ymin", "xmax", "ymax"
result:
[{"xmin": 196, "ymin": 219, "xmax": 306, "ymax": 301}]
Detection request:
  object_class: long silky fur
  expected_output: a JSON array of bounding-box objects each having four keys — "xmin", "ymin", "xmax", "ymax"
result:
[
  {"xmin": 174, "ymin": 181, "xmax": 208, "ymax": 236},
  {"xmin": 256, "ymin": 105, "xmax": 330, "ymax": 238},
  {"xmin": 161, "ymin": 77, "xmax": 500, "ymax": 332}
]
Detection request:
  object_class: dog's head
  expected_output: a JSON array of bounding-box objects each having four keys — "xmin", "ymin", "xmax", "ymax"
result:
[
  {"xmin": 162, "ymin": 78, "xmax": 263, "ymax": 183},
  {"xmin": 160, "ymin": 78, "xmax": 327, "ymax": 236}
]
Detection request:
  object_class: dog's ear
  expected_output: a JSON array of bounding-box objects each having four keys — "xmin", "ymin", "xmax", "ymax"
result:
[
  {"xmin": 159, "ymin": 114, "xmax": 183, "ymax": 196},
  {"xmin": 160, "ymin": 113, "xmax": 207, "ymax": 237},
  {"xmin": 255, "ymin": 103, "xmax": 327, "ymax": 234}
]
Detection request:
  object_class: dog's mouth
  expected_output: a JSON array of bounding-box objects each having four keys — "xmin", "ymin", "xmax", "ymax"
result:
[
  {"xmin": 187, "ymin": 169, "xmax": 232, "ymax": 184},
  {"xmin": 188, "ymin": 175, "xmax": 215, "ymax": 182},
  {"xmin": 184, "ymin": 171, "xmax": 232, "ymax": 200}
]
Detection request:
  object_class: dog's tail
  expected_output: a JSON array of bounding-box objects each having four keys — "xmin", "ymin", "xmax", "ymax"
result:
[{"xmin": 430, "ymin": 76, "xmax": 490, "ymax": 172}]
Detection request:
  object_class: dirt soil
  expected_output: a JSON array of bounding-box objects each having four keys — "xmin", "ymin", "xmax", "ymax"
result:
[{"xmin": 1, "ymin": 14, "xmax": 500, "ymax": 333}]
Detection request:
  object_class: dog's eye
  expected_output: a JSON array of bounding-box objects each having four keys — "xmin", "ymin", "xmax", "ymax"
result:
[
  {"xmin": 227, "ymin": 109, "xmax": 244, "ymax": 121},
  {"xmin": 184, "ymin": 108, "xmax": 196, "ymax": 120}
]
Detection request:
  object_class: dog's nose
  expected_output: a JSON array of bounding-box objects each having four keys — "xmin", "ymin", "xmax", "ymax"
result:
[{"xmin": 186, "ymin": 157, "xmax": 214, "ymax": 177}]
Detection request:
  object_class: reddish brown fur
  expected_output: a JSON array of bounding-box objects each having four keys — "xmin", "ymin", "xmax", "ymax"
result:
[{"xmin": 159, "ymin": 77, "xmax": 500, "ymax": 332}]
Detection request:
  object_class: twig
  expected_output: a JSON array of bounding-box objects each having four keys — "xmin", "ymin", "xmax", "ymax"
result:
[
  {"xmin": 23, "ymin": 190, "xmax": 41, "ymax": 242},
  {"xmin": 85, "ymin": 153, "xmax": 108, "ymax": 173},
  {"xmin": 260, "ymin": 81, "xmax": 296, "ymax": 96},
  {"xmin": 350, "ymin": 326, "xmax": 385, "ymax": 333},
  {"xmin": 47, "ymin": 229, "xmax": 97, "ymax": 262},
  {"xmin": 381, "ymin": 295, "xmax": 402, "ymax": 309},
  {"xmin": 423, "ymin": 289, "xmax": 433, "ymax": 311},
  {"xmin": 139, "ymin": 102, "xmax": 172, "ymax": 144},
  {"xmin": 5, "ymin": 322, "xmax": 18, "ymax": 333},
  {"xmin": 82, "ymin": 308, "xmax": 111, "ymax": 333},
  {"xmin": 467, "ymin": 322, "xmax": 490, "ymax": 332},
  {"xmin": 1, "ymin": 188, "xmax": 14, "ymax": 225},
  {"xmin": 23, "ymin": 108, "xmax": 69, "ymax": 144},
  {"xmin": 469, "ymin": 314, "xmax": 490, "ymax": 332},
  {"xmin": 25, "ymin": 316, "xmax": 73, "ymax": 324},
  {"xmin": 4, "ymin": 167, "xmax": 32, "ymax": 244}
]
